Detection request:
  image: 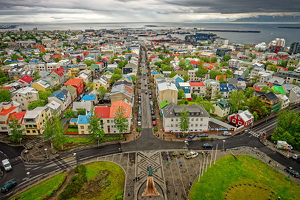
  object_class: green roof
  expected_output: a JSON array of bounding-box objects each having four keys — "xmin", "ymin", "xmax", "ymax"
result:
[
  {"xmin": 272, "ymin": 86, "xmax": 286, "ymax": 95},
  {"xmin": 90, "ymin": 64, "xmax": 99, "ymax": 69},
  {"xmin": 160, "ymin": 100, "xmax": 170, "ymax": 109}
]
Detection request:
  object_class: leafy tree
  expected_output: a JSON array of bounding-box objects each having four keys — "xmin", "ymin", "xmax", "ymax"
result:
[
  {"xmin": 261, "ymin": 86, "xmax": 273, "ymax": 93},
  {"xmin": 220, "ymin": 62, "xmax": 229, "ymax": 67},
  {"xmin": 76, "ymin": 57, "xmax": 81, "ymax": 63},
  {"xmin": 11, "ymin": 54, "xmax": 20, "ymax": 61},
  {"xmin": 28, "ymin": 100, "xmax": 46, "ymax": 110},
  {"xmin": 179, "ymin": 108, "xmax": 189, "ymax": 133},
  {"xmin": 118, "ymin": 60, "xmax": 128, "ymax": 69},
  {"xmin": 0, "ymin": 70, "xmax": 8, "ymax": 85},
  {"xmin": 288, "ymin": 66, "xmax": 295, "ymax": 71},
  {"xmin": 98, "ymin": 86, "xmax": 107, "ymax": 101},
  {"xmin": 195, "ymin": 67, "xmax": 207, "ymax": 78},
  {"xmin": 77, "ymin": 108, "xmax": 86, "ymax": 116},
  {"xmin": 179, "ymin": 61, "xmax": 186, "ymax": 69},
  {"xmin": 65, "ymin": 109, "xmax": 76, "ymax": 118},
  {"xmin": 154, "ymin": 61, "xmax": 162, "ymax": 67},
  {"xmin": 225, "ymin": 70, "xmax": 233, "ymax": 78},
  {"xmin": 252, "ymin": 111, "xmax": 259, "ymax": 122},
  {"xmin": 169, "ymin": 71, "xmax": 177, "ymax": 78},
  {"xmin": 33, "ymin": 72, "xmax": 41, "ymax": 80},
  {"xmin": 183, "ymin": 74, "xmax": 189, "ymax": 82},
  {"xmin": 246, "ymin": 96, "xmax": 268, "ymax": 117},
  {"xmin": 114, "ymin": 106, "xmax": 129, "ymax": 135},
  {"xmin": 271, "ymin": 110, "xmax": 300, "ymax": 150},
  {"xmin": 209, "ymin": 69, "xmax": 222, "ymax": 79},
  {"xmin": 54, "ymin": 57, "xmax": 62, "ymax": 63},
  {"xmin": 229, "ymin": 90, "xmax": 245, "ymax": 113},
  {"xmin": 186, "ymin": 65, "xmax": 194, "ymax": 70},
  {"xmin": 222, "ymin": 55, "xmax": 231, "ymax": 61},
  {"xmin": 195, "ymin": 96, "xmax": 215, "ymax": 113},
  {"xmin": 178, "ymin": 89, "xmax": 185, "ymax": 99},
  {"xmin": 211, "ymin": 57, "xmax": 217, "ymax": 63},
  {"xmin": 8, "ymin": 117, "xmax": 23, "ymax": 144},
  {"xmin": 84, "ymin": 60, "xmax": 95, "ymax": 66},
  {"xmin": 38, "ymin": 89, "xmax": 52, "ymax": 101},
  {"xmin": 245, "ymin": 88, "xmax": 255, "ymax": 98},
  {"xmin": 279, "ymin": 60, "xmax": 288, "ymax": 68},
  {"xmin": 113, "ymin": 68, "xmax": 122, "ymax": 74},
  {"xmin": 161, "ymin": 64, "xmax": 172, "ymax": 71},
  {"xmin": 0, "ymin": 89, "xmax": 11, "ymax": 102},
  {"xmin": 130, "ymin": 75, "xmax": 137, "ymax": 85},
  {"xmin": 89, "ymin": 112, "xmax": 105, "ymax": 147},
  {"xmin": 268, "ymin": 65, "xmax": 277, "ymax": 72},
  {"xmin": 111, "ymin": 74, "xmax": 122, "ymax": 84},
  {"xmin": 251, "ymin": 74, "xmax": 260, "ymax": 85}
]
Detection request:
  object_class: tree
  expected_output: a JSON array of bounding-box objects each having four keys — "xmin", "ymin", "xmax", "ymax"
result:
[
  {"xmin": 114, "ymin": 106, "xmax": 129, "ymax": 135},
  {"xmin": 246, "ymin": 96, "xmax": 268, "ymax": 117},
  {"xmin": 113, "ymin": 68, "xmax": 122, "ymax": 74},
  {"xmin": 288, "ymin": 66, "xmax": 295, "ymax": 71},
  {"xmin": 229, "ymin": 90, "xmax": 245, "ymax": 113},
  {"xmin": 245, "ymin": 88, "xmax": 255, "ymax": 98},
  {"xmin": 179, "ymin": 108, "xmax": 189, "ymax": 133},
  {"xmin": 161, "ymin": 64, "xmax": 172, "ymax": 71},
  {"xmin": 77, "ymin": 108, "xmax": 86, "ymax": 116},
  {"xmin": 261, "ymin": 86, "xmax": 273, "ymax": 93},
  {"xmin": 88, "ymin": 112, "xmax": 105, "ymax": 147},
  {"xmin": 211, "ymin": 57, "xmax": 217, "ymax": 63},
  {"xmin": 183, "ymin": 74, "xmax": 189, "ymax": 82},
  {"xmin": 28, "ymin": 100, "xmax": 46, "ymax": 110},
  {"xmin": 178, "ymin": 89, "xmax": 185, "ymax": 99},
  {"xmin": 33, "ymin": 72, "xmax": 41, "ymax": 80},
  {"xmin": 111, "ymin": 74, "xmax": 122, "ymax": 85},
  {"xmin": 38, "ymin": 90, "xmax": 52, "ymax": 101},
  {"xmin": 98, "ymin": 86, "xmax": 107, "ymax": 101},
  {"xmin": 65, "ymin": 109, "xmax": 75, "ymax": 118},
  {"xmin": 0, "ymin": 89, "xmax": 11, "ymax": 102},
  {"xmin": 195, "ymin": 96, "xmax": 215, "ymax": 113},
  {"xmin": 271, "ymin": 110, "xmax": 300, "ymax": 150},
  {"xmin": 169, "ymin": 71, "xmax": 177, "ymax": 78},
  {"xmin": 43, "ymin": 113, "xmax": 67, "ymax": 150},
  {"xmin": 186, "ymin": 65, "xmax": 194, "ymax": 70},
  {"xmin": 8, "ymin": 117, "xmax": 23, "ymax": 144},
  {"xmin": 225, "ymin": 70, "xmax": 233, "ymax": 78},
  {"xmin": 268, "ymin": 65, "xmax": 278, "ymax": 72},
  {"xmin": 209, "ymin": 69, "xmax": 222, "ymax": 79},
  {"xmin": 223, "ymin": 55, "xmax": 231, "ymax": 61},
  {"xmin": 195, "ymin": 67, "xmax": 207, "ymax": 78},
  {"xmin": 179, "ymin": 61, "xmax": 186, "ymax": 69},
  {"xmin": 130, "ymin": 75, "xmax": 137, "ymax": 85}
]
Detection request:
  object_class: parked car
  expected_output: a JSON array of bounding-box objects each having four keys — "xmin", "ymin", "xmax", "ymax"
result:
[
  {"xmin": 284, "ymin": 167, "xmax": 300, "ymax": 178},
  {"xmin": 187, "ymin": 134, "xmax": 196, "ymax": 140},
  {"xmin": 292, "ymin": 154, "xmax": 300, "ymax": 160},
  {"xmin": 152, "ymin": 116, "xmax": 156, "ymax": 126},
  {"xmin": 197, "ymin": 134, "xmax": 208, "ymax": 138},
  {"xmin": 149, "ymin": 94, "xmax": 152, "ymax": 99},
  {"xmin": 222, "ymin": 131, "xmax": 232, "ymax": 136},
  {"xmin": 2, "ymin": 159, "xmax": 12, "ymax": 171},
  {"xmin": 202, "ymin": 143, "xmax": 213, "ymax": 148},
  {"xmin": 184, "ymin": 152, "xmax": 198, "ymax": 159},
  {"xmin": 137, "ymin": 116, "xmax": 141, "ymax": 126},
  {"xmin": 138, "ymin": 106, "xmax": 142, "ymax": 115},
  {"xmin": 151, "ymin": 109, "xmax": 155, "ymax": 115},
  {"xmin": 1, "ymin": 179, "xmax": 17, "ymax": 193}
]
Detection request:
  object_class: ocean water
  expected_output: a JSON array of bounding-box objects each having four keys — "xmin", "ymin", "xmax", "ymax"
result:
[{"xmin": 3, "ymin": 22, "xmax": 300, "ymax": 46}]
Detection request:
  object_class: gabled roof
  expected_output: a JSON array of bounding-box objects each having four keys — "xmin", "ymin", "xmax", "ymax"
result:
[
  {"xmin": 78, "ymin": 112, "xmax": 92, "ymax": 124},
  {"xmin": 19, "ymin": 75, "xmax": 33, "ymax": 83},
  {"xmin": 220, "ymin": 83, "xmax": 229, "ymax": 92},
  {"xmin": 52, "ymin": 66, "xmax": 65, "ymax": 77},
  {"xmin": 260, "ymin": 92, "xmax": 279, "ymax": 104},
  {"xmin": 216, "ymin": 75, "xmax": 226, "ymax": 81},
  {"xmin": 110, "ymin": 100, "xmax": 131, "ymax": 118},
  {"xmin": 49, "ymin": 89, "xmax": 69, "ymax": 102},
  {"xmin": 8, "ymin": 111, "xmax": 26, "ymax": 123},
  {"xmin": 0, "ymin": 106, "xmax": 17, "ymax": 116},
  {"xmin": 189, "ymin": 82, "xmax": 205, "ymax": 87},
  {"xmin": 94, "ymin": 106, "xmax": 110, "ymax": 118},
  {"xmin": 238, "ymin": 110, "xmax": 254, "ymax": 122},
  {"xmin": 64, "ymin": 78, "xmax": 83, "ymax": 86}
]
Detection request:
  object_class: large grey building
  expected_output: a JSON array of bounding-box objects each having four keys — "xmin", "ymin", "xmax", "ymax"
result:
[{"xmin": 161, "ymin": 103, "xmax": 210, "ymax": 133}]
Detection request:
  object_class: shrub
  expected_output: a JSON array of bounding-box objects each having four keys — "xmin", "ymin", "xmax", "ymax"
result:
[
  {"xmin": 136, "ymin": 127, "xmax": 141, "ymax": 132},
  {"xmin": 153, "ymin": 126, "xmax": 158, "ymax": 132}
]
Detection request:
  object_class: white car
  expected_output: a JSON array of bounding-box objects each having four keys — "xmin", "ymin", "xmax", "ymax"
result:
[
  {"xmin": 2, "ymin": 159, "xmax": 12, "ymax": 171},
  {"xmin": 184, "ymin": 152, "xmax": 198, "ymax": 159}
]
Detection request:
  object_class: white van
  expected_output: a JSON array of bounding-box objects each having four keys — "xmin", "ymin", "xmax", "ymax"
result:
[{"xmin": 2, "ymin": 159, "xmax": 12, "ymax": 171}]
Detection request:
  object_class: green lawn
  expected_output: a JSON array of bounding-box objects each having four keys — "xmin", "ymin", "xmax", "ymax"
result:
[
  {"xmin": 66, "ymin": 127, "xmax": 79, "ymax": 133},
  {"xmin": 66, "ymin": 136, "xmax": 95, "ymax": 144},
  {"xmin": 12, "ymin": 173, "xmax": 66, "ymax": 200},
  {"xmin": 189, "ymin": 155, "xmax": 300, "ymax": 200},
  {"xmin": 73, "ymin": 161, "xmax": 125, "ymax": 200}
]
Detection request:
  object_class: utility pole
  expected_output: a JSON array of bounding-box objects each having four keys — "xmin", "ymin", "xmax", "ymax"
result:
[{"xmin": 214, "ymin": 144, "xmax": 218, "ymax": 165}]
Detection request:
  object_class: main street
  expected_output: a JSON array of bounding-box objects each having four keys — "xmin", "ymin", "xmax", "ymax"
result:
[{"xmin": 0, "ymin": 46, "xmax": 300, "ymax": 199}]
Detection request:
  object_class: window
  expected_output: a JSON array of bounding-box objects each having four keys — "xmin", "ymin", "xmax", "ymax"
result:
[
  {"xmin": 80, "ymin": 126, "xmax": 84, "ymax": 129},
  {"xmin": 238, "ymin": 121, "xmax": 242, "ymax": 125},
  {"xmin": 171, "ymin": 119, "xmax": 173, "ymax": 122},
  {"xmin": 26, "ymin": 130, "xmax": 30, "ymax": 133},
  {"xmin": 232, "ymin": 119, "xmax": 236, "ymax": 123},
  {"xmin": 196, "ymin": 118, "xmax": 198, "ymax": 121},
  {"xmin": 200, "ymin": 118, "xmax": 203, "ymax": 121},
  {"xmin": 191, "ymin": 118, "xmax": 194, "ymax": 121}
]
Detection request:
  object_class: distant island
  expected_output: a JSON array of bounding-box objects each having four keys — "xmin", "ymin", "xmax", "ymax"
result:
[
  {"xmin": 234, "ymin": 15, "xmax": 300, "ymax": 22},
  {"xmin": 278, "ymin": 26, "xmax": 300, "ymax": 29}
]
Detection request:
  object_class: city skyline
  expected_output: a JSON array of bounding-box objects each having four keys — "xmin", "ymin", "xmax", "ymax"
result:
[{"xmin": 0, "ymin": 0, "xmax": 299, "ymax": 23}]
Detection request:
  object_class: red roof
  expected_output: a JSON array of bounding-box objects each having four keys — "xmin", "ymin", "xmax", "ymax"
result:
[
  {"xmin": 64, "ymin": 78, "xmax": 83, "ymax": 86},
  {"xmin": 34, "ymin": 45, "xmax": 45, "ymax": 48},
  {"xmin": 110, "ymin": 100, "xmax": 131, "ymax": 118},
  {"xmin": 190, "ymin": 60, "xmax": 199, "ymax": 65},
  {"xmin": 216, "ymin": 75, "xmax": 227, "ymax": 81},
  {"xmin": 83, "ymin": 51, "xmax": 90, "ymax": 56},
  {"xmin": 252, "ymin": 87, "xmax": 261, "ymax": 92},
  {"xmin": 8, "ymin": 111, "xmax": 26, "ymax": 123},
  {"xmin": 268, "ymin": 57, "xmax": 279, "ymax": 60},
  {"xmin": 189, "ymin": 82, "xmax": 205, "ymax": 87},
  {"xmin": 0, "ymin": 106, "xmax": 17, "ymax": 116},
  {"xmin": 0, "ymin": 86, "xmax": 13, "ymax": 91},
  {"xmin": 52, "ymin": 66, "xmax": 65, "ymax": 77},
  {"xmin": 94, "ymin": 106, "xmax": 111, "ymax": 118},
  {"xmin": 19, "ymin": 75, "xmax": 33, "ymax": 83}
]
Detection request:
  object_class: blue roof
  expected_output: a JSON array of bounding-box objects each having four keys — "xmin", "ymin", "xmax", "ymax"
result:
[
  {"xmin": 78, "ymin": 112, "xmax": 91, "ymax": 124},
  {"xmin": 152, "ymin": 72, "xmax": 159, "ymax": 75},
  {"xmin": 70, "ymin": 118, "xmax": 78, "ymax": 123},
  {"xmin": 49, "ymin": 89, "xmax": 69, "ymax": 102},
  {"xmin": 228, "ymin": 84, "xmax": 237, "ymax": 90},
  {"xmin": 81, "ymin": 94, "xmax": 96, "ymax": 101},
  {"xmin": 220, "ymin": 83, "xmax": 229, "ymax": 92}
]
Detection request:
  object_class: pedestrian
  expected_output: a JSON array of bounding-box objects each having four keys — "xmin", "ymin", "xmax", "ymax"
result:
[
  {"xmin": 179, "ymin": 160, "xmax": 182, "ymax": 165},
  {"xmin": 166, "ymin": 157, "xmax": 168, "ymax": 161},
  {"xmin": 168, "ymin": 161, "xmax": 171, "ymax": 166}
]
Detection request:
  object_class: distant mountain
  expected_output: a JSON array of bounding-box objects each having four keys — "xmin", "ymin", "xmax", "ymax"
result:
[{"xmin": 234, "ymin": 15, "xmax": 300, "ymax": 22}]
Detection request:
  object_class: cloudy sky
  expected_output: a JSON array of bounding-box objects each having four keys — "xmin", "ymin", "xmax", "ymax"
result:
[{"xmin": 0, "ymin": 0, "xmax": 299, "ymax": 23}]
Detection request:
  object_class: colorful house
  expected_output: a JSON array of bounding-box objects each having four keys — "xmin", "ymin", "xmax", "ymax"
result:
[
  {"xmin": 18, "ymin": 75, "xmax": 34, "ymax": 86},
  {"xmin": 64, "ymin": 78, "xmax": 84, "ymax": 96},
  {"xmin": 228, "ymin": 110, "xmax": 254, "ymax": 127}
]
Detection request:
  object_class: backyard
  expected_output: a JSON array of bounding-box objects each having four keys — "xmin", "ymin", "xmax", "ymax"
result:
[{"xmin": 189, "ymin": 155, "xmax": 300, "ymax": 200}]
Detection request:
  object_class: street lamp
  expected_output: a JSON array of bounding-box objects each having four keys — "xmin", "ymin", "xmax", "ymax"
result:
[
  {"xmin": 73, "ymin": 153, "xmax": 77, "ymax": 165},
  {"xmin": 222, "ymin": 140, "xmax": 225, "ymax": 151},
  {"xmin": 26, "ymin": 171, "xmax": 30, "ymax": 180}
]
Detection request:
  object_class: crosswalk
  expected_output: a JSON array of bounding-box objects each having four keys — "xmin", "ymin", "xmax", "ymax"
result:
[{"xmin": 248, "ymin": 130, "xmax": 266, "ymax": 138}]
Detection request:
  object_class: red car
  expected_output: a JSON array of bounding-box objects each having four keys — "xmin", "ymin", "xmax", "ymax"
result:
[{"xmin": 152, "ymin": 116, "xmax": 156, "ymax": 126}]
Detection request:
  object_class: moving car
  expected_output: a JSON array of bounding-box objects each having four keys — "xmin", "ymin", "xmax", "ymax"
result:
[
  {"xmin": 202, "ymin": 143, "xmax": 213, "ymax": 148},
  {"xmin": 184, "ymin": 151, "xmax": 198, "ymax": 159},
  {"xmin": 137, "ymin": 116, "xmax": 141, "ymax": 126},
  {"xmin": 187, "ymin": 134, "xmax": 196, "ymax": 140},
  {"xmin": 197, "ymin": 134, "xmax": 208, "ymax": 138},
  {"xmin": 1, "ymin": 180, "xmax": 17, "ymax": 193},
  {"xmin": 284, "ymin": 167, "xmax": 300, "ymax": 178},
  {"xmin": 222, "ymin": 131, "xmax": 232, "ymax": 136},
  {"xmin": 2, "ymin": 159, "xmax": 12, "ymax": 171},
  {"xmin": 292, "ymin": 154, "xmax": 300, "ymax": 160}
]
